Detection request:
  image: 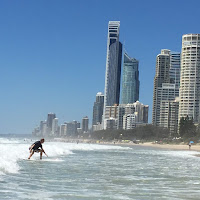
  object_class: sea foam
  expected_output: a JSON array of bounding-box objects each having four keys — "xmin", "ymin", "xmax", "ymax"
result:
[{"xmin": 0, "ymin": 138, "xmax": 129, "ymax": 175}]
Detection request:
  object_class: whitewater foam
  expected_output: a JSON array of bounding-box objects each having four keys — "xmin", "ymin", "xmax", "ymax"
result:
[{"xmin": 0, "ymin": 138, "xmax": 130, "ymax": 175}]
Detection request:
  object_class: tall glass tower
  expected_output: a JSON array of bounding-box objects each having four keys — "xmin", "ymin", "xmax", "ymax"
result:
[
  {"xmin": 47, "ymin": 113, "xmax": 56, "ymax": 130},
  {"xmin": 103, "ymin": 21, "xmax": 122, "ymax": 112},
  {"xmin": 121, "ymin": 52, "xmax": 139, "ymax": 104},
  {"xmin": 179, "ymin": 34, "xmax": 200, "ymax": 123},
  {"xmin": 92, "ymin": 92, "xmax": 104, "ymax": 126}
]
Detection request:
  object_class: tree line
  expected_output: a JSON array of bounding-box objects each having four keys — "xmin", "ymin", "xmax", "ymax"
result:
[
  {"xmin": 88, "ymin": 116, "xmax": 200, "ymax": 143},
  {"xmin": 90, "ymin": 124, "xmax": 169, "ymax": 142}
]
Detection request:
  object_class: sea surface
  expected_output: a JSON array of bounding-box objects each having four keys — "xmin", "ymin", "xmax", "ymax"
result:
[{"xmin": 0, "ymin": 135, "xmax": 200, "ymax": 200}]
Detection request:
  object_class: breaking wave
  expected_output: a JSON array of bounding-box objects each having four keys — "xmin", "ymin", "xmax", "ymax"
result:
[{"xmin": 0, "ymin": 138, "xmax": 129, "ymax": 175}]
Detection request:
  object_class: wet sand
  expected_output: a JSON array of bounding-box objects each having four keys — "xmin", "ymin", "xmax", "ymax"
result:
[
  {"xmin": 53, "ymin": 138, "xmax": 200, "ymax": 153},
  {"xmin": 138, "ymin": 142, "xmax": 199, "ymax": 151}
]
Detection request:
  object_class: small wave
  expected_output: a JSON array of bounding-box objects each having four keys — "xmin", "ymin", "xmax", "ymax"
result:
[
  {"xmin": 0, "ymin": 141, "xmax": 130, "ymax": 175},
  {"xmin": 49, "ymin": 142, "xmax": 131, "ymax": 152},
  {"xmin": 0, "ymin": 138, "xmax": 20, "ymax": 144},
  {"xmin": 41, "ymin": 158, "xmax": 64, "ymax": 162}
]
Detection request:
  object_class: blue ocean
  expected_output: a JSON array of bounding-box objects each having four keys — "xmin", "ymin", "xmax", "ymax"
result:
[{"xmin": 0, "ymin": 136, "xmax": 200, "ymax": 200}]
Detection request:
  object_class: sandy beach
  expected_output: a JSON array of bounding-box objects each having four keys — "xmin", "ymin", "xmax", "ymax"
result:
[
  {"xmin": 95, "ymin": 140, "xmax": 200, "ymax": 153},
  {"xmin": 96, "ymin": 140, "xmax": 200, "ymax": 152},
  {"xmin": 138, "ymin": 142, "xmax": 200, "ymax": 151},
  {"xmin": 54, "ymin": 138, "xmax": 200, "ymax": 152}
]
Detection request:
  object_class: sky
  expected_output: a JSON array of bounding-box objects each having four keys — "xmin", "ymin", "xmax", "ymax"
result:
[{"xmin": 0, "ymin": 0, "xmax": 200, "ymax": 134}]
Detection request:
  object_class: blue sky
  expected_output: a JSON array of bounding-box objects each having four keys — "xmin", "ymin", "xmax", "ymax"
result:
[{"xmin": 0, "ymin": 0, "xmax": 200, "ymax": 134}]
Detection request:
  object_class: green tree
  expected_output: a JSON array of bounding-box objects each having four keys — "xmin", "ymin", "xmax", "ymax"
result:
[{"xmin": 179, "ymin": 116, "xmax": 197, "ymax": 138}]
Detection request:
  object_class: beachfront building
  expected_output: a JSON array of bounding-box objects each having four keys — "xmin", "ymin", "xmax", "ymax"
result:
[
  {"xmin": 104, "ymin": 104, "xmax": 119, "ymax": 130},
  {"xmin": 92, "ymin": 122, "xmax": 102, "ymax": 132},
  {"xmin": 153, "ymin": 50, "xmax": 171, "ymax": 126},
  {"xmin": 32, "ymin": 127, "xmax": 40, "ymax": 136},
  {"xmin": 104, "ymin": 102, "xmax": 149, "ymax": 130},
  {"xmin": 103, "ymin": 21, "xmax": 122, "ymax": 128},
  {"xmin": 169, "ymin": 99, "xmax": 179, "ymax": 136},
  {"xmin": 41, "ymin": 121, "xmax": 48, "ymax": 136},
  {"xmin": 104, "ymin": 105, "xmax": 119, "ymax": 120},
  {"xmin": 121, "ymin": 52, "xmax": 139, "ymax": 104},
  {"xmin": 82, "ymin": 116, "xmax": 89, "ymax": 133},
  {"xmin": 104, "ymin": 118, "xmax": 118, "ymax": 130},
  {"xmin": 117, "ymin": 105, "xmax": 126, "ymax": 129},
  {"xmin": 47, "ymin": 113, "xmax": 56, "ymax": 130},
  {"xmin": 60, "ymin": 124, "xmax": 67, "ymax": 136},
  {"xmin": 92, "ymin": 92, "xmax": 104, "ymax": 130},
  {"xmin": 160, "ymin": 98, "xmax": 179, "ymax": 136},
  {"xmin": 152, "ymin": 49, "xmax": 180, "ymax": 127},
  {"xmin": 133, "ymin": 101, "xmax": 149, "ymax": 124},
  {"xmin": 179, "ymin": 34, "xmax": 200, "ymax": 124},
  {"xmin": 32, "ymin": 113, "xmax": 57, "ymax": 136},
  {"xmin": 123, "ymin": 114, "xmax": 136, "ymax": 130},
  {"xmin": 51, "ymin": 118, "xmax": 59, "ymax": 136},
  {"xmin": 155, "ymin": 83, "xmax": 179, "ymax": 126},
  {"xmin": 66, "ymin": 120, "xmax": 80, "ymax": 136},
  {"xmin": 119, "ymin": 102, "xmax": 149, "ymax": 129},
  {"xmin": 169, "ymin": 52, "xmax": 181, "ymax": 88}
]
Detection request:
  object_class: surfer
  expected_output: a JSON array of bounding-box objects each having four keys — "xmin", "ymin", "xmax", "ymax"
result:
[{"xmin": 28, "ymin": 138, "xmax": 48, "ymax": 160}]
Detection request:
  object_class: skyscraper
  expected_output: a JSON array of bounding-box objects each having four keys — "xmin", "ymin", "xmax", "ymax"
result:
[
  {"xmin": 152, "ymin": 50, "xmax": 170, "ymax": 126},
  {"xmin": 169, "ymin": 52, "xmax": 181, "ymax": 88},
  {"xmin": 92, "ymin": 92, "xmax": 104, "ymax": 126},
  {"xmin": 66, "ymin": 120, "xmax": 79, "ymax": 136},
  {"xmin": 103, "ymin": 21, "xmax": 122, "ymax": 121},
  {"xmin": 121, "ymin": 52, "xmax": 139, "ymax": 104},
  {"xmin": 179, "ymin": 34, "xmax": 200, "ymax": 123},
  {"xmin": 82, "ymin": 116, "xmax": 89, "ymax": 133},
  {"xmin": 152, "ymin": 50, "xmax": 180, "ymax": 126},
  {"xmin": 47, "ymin": 113, "xmax": 56, "ymax": 130},
  {"xmin": 60, "ymin": 124, "xmax": 67, "ymax": 136},
  {"xmin": 52, "ymin": 118, "xmax": 58, "ymax": 136}
]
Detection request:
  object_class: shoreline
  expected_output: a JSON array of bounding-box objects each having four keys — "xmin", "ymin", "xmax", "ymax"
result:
[
  {"xmin": 137, "ymin": 142, "xmax": 199, "ymax": 151},
  {"xmin": 52, "ymin": 138, "xmax": 200, "ymax": 152}
]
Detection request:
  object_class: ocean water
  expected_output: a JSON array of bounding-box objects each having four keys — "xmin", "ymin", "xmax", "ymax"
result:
[{"xmin": 0, "ymin": 136, "xmax": 200, "ymax": 200}]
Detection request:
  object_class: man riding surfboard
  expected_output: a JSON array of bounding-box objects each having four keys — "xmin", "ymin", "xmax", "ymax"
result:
[{"xmin": 28, "ymin": 138, "xmax": 48, "ymax": 160}]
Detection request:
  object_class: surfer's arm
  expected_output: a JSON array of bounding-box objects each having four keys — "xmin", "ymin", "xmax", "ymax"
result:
[
  {"xmin": 42, "ymin": 148, "xmax": 48, "ymax": 157},
  {"xmin": 29, "ymin": 144, "xmax": 35, "ymax": 152}
]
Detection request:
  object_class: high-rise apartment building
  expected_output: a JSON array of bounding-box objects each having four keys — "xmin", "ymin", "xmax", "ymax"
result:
[
  {"xmin": 66, "ymin": 121, "xmax": 79, "ymax": 136},
  {"xmin": 169, "ymin": 52, "xmax": 181, "ymax": 88},
  {"xmin": 52, "ymin": 118, "xmax": 59, "ymax": 136},
  {"xmin": 103, "ymin": 21, "xmax": 122, "ymax": 125},
  {"xmin": 104, "ymin": 102, "xmax": 148, "ymax": 130},
  {"xmin": 179, "ymin": 34, "xmax": 200, "ymax": 123},
  {"xmin": 104, "ymin": 104, "xmax": 119, "ymax": 130},
  {"xmin": 121, "ymin": 52, "xmax": 139, "ymax": 104},
  {"xmin": 47, "ymin": 113, "xmax": 56, "ymax": 130},
  {"xmin": 160, "ymin": 98, "xmax": 179, "ymax": 136},
  {"xmin": 82, "ymin": 116, "xmax": 89, "ymax": 133},
  {"xmin": 41, "ymin": 121, "xmax": 47, "ymax": 136},
  {"xmin": 120, "ymin": 101, "xmax": 149, "ymax": 130},
  {"xmin": 152, "ymin": 50, "xmax": 180, "ymax": 126},
  {"xmin": 123, "ymin": 114, "xmax": 136, "ymax": 130},
  {"xmin": 153, "ymin": 50, "xmax": 171, "ymax": 126},
  {"xmin": 60, "ymin": 124, "xmax": 67, "ymax": 136},
  {"xmin": 92, "ymin": 92, "xmax": 104, "ymax": 126}
]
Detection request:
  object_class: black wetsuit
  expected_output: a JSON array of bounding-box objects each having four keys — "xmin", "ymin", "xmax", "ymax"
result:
[{"xmin": 32, "ymin": 141, "xmax": 42, "ymax": 151}]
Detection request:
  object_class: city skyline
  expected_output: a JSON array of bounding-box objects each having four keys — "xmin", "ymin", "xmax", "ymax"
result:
[{"xmin": 0, "ymin": 0, "xmax": 200, "ymax": 134}]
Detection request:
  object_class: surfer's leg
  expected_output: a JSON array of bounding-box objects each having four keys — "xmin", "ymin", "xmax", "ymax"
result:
[
  {"xmin": 40, "ymin": 150, "xmax": 43, "ymax": 159},
  {"xmin": 28, "ymin": 150, "xmax": 34, "ymax": 159}
]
